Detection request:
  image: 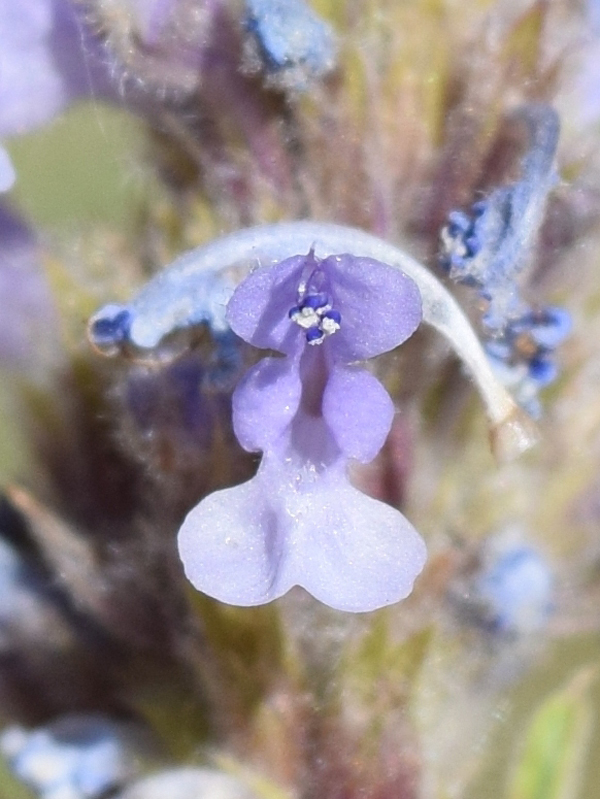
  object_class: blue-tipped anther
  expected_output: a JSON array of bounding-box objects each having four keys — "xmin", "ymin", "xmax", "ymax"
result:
[
  {"xmin": 529, "ymin": 307, "xmax": 572, "ymax": 349},
  {"xmin": 528, "ymin": 357, "xmax": 558, "ymax": 387},
  {"xmin": 88, "ymin": 305, "xmax": 131, "ymax": 349},
  {"xmin": 302, "ymin": 292, "xmax": 330, "ymax": 310},
  {"xmin": 464, "ymin": 234, "xmax": 482, "ymax": 258},
  {"xmin": 306, "ymin": 326, "xmax": 325, "ymax": 344},
  {"xmin": 288, "ymin": 305, "xmax": 302, "ymax": 319},
  {"xmin": 323, "ymin": 309, "xmax": 341, "ymax": 324},
  {"xmin": 471, "ymin": 200, "xmax": 488, "ymax": 217},
  {"xmin": 447, "ymin": 211, "xmax": 472, "ymax": 235}
]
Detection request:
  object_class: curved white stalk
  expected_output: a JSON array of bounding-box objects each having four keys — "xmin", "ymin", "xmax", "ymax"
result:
[{"xmin": 89, "ymin": 221, "xmax": 538, "ymax": 460}]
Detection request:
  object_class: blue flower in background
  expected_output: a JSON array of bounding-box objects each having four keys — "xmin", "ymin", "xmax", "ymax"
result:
[
  {"xmin": 0, "ymin": 714, "xmax": 151, "ymax": 799},
  {"xmin": 440, "ymin": 104, "xmax": 571, "ymax": 417},
  {"xmin": 440, "ymin": 104, "xmax": 559, "ymax": 328},
  {"xmin": 484, "ymin": 306, "xmax": 572, "ymax": 418},
  {"xmin": 474, "ymin": 537, "xmax": 554, "ymax": 635},
  {"xmin": 244, "ymin": 0, "xmax": 337, "ymax": 91}
]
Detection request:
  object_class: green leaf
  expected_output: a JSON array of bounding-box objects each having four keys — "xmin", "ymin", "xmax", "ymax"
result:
[{"xmin": 507, "ymin": 667, "xmax": 596, "ymax": 799}]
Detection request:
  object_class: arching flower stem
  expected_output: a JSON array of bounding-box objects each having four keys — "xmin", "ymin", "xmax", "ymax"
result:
[{"xmin": 89, "ymin": 222, "xmax": 537, "ymax": 460}]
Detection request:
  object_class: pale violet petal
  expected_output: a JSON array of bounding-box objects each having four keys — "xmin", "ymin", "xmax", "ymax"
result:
[
  {"xmin": 226, "ymin": 254, "xmax": 307, "ymax": 354},
  {"xmin": 281, "ymin": 467, "xmax": 427, "ymax": 612},
  {"xmin": 232, "ymin": 355, "xmax": 302, "ymax": 452},
  {"xmin": 322, "ymin": 365, "xmax": 394, "ymax": 462},
  {"xmin": 324, "ymin": 254, "xmax": 423, "ymax": 361},
  {"xmin": 178, "ymin": 450, "xmax": 426, "ymax": 611},
  {"xmin": 177, "ymin": 473, "xmax": 292, "ymax": 607}
]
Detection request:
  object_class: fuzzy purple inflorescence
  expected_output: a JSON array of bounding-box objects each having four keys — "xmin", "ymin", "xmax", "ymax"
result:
[{"xmin": 178, "ymin": 250, "xmax": 427, "ymax": 612}]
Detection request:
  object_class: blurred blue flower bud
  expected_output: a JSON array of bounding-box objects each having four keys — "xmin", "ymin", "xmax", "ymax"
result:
[
  {"xmin": 440, "ymin": 104, "xmax": 560, "ymax": 328},
  {"xmin": 484, "ymin": 305, "xmax": 572, "ymax": 418},
  {"xmin": 244, "ymin": 0, "xmax": 337, "ymax": 91},
  {"xmin": 471, "ymin": 535, "xmax": 554, "ymax": 635},
  {"xmin": 119, "ymin": 767, "xmax": 259, "ymax": 799},
  {"xmin": 88, "ymin": 247, "xmax": 236, "ymax": 355},
  {"xmin": 0, "ymin": 714, "xmax": 153, "ymax": 799}
]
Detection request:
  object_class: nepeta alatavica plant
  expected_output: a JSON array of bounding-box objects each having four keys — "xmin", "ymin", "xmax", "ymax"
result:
[{"xmin": 90, "ymin": 222, "xmax": 537, "ymax": 612}]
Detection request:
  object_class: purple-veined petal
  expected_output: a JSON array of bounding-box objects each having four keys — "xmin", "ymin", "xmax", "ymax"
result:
[
  {"xmin": 232, "ymin": 354, "xmax": 302, "ymax": 452},
  {"xmin": 226, "ymin": 254, "xmax": 307, "ymax": 354},
  {"xmin": 322, "ymin": 364, "xmax": 394, "ymax": 462},
  {"xmin": 325, "ymin": 254, "xmax": 422, "ymax": 361}
]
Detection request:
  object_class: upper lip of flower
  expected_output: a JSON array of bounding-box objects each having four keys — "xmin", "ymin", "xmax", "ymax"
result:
[{"xmin": 226, "ymin": 249, "xmax": 424, "ymax": 363}]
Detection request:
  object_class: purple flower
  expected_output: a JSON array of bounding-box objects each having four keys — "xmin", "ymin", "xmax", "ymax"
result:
[
  {"xmin": 178, "ymin": 250, "xmax": 427, "ymax": 612},
  {"xmin": 0, "ymin": 0, "xmax": 113, "ymax": 194},
  {"xmin": 0, "ymin": 0, "xmax": 108, "ymax": 139}
]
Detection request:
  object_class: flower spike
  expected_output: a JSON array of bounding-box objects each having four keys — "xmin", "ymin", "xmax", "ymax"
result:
[{"xmin": 440, "ymin": 104, "xmax": 568, "ymax": 419}]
